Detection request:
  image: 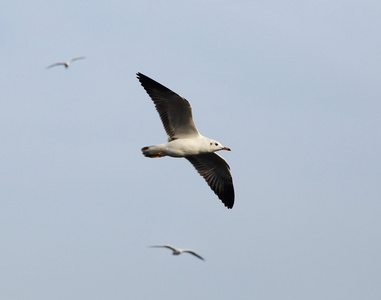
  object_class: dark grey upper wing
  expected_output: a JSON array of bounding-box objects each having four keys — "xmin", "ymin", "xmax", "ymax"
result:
[
  {"xmin": 150, "ymin": 245, "xmax": 177, "ymax": 251},
  {"xmin": 137, "ymin": 72, "xmax": 200, "ymax": 140},
  {"xmin": 186, "ymin": 153, "xmax": 234, "ymax": 209},
  {"xmin": 184, "ymin": 250, "xmax": 205, "ymax": 260},
  {"xmin": 46, "ymin": 62, "xmax": 65, "ymax": 69},
  {"xmin": 69, "ymin": 56, "xmax": 85, "ymax": 63}
]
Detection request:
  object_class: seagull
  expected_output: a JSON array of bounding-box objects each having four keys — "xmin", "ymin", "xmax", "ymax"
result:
[
  {"xmin": 137, "ymin": 73, "xmax": 234, "ymax": 209},
  {"xmin": 47, "ymin": 57, "xmax": 85, "ymax": 69},
  {"xmin": 150, "ymin": 245, "xmax": 205, "ymax": 261}
]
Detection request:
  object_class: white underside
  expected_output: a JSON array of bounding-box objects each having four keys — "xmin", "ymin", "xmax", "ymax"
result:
[{"xmin": 146, "ymin": 136, "xmax": 213, "ymax": 157}]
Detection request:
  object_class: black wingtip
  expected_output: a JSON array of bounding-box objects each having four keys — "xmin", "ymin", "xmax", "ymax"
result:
[
  {"xmin": 136, "ymin": 72, "xmax": 175, "ymax": 95},
  {"xmin": 221, "ymin": 186, "xmax": 235, "ymax": 209},
  {"xmin": 136, "ymin": 72, "xmax": 146, "ymax": 82},
  {"xmin": 136, "ymin": 72, "xmax": 152, "ymax": 83}
]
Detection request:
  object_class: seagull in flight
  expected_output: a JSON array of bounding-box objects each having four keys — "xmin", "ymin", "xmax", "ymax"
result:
[
  {"xmin": 150, "ymin": 245, "xmax": 205, "ymax": 261},
  {"xmin": 47, "ymin": 57, "xmax": 85, "ymax": 69},
  {"xmin": 137, "ymin": 72, "xmax": 235, "ymax": 209}
]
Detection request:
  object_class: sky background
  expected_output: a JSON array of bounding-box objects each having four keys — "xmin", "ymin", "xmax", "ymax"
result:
[{"xmin": 1, "ymin": 0, "xmax": 381, "ymax": 299}]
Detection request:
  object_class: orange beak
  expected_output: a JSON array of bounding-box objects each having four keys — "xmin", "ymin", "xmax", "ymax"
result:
[{"xmin": 221, "ymin": 147, "xmax": 231, "ymax": 151}]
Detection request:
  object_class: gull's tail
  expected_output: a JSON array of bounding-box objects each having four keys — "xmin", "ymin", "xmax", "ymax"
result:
[{"xmin": 141, "ymin": 146, "xmax": 165, "ymax": 158}]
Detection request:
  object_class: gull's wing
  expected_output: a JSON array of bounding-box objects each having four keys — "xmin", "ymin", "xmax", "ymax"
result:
[
  {"xmin": 69, "ymin": 56, "xmax": 85, "ymax": 63},
  {"xmin": 137, "ymin": 72, "xmax": 200, "ymax": 141},
  {"xmin": 150, "ymin": 245, "xmax": 178, "ymax": 251},
  {"xmin": 184, "ymin": 250, "xmax": 205, "ymax": 261},
  {"xmin": 186, "ymin": 153, "xmax": 234, "ymax": 209},
  {"xmin": 46, "ymin": 62, "xmax": 65, "ymax": 69}
]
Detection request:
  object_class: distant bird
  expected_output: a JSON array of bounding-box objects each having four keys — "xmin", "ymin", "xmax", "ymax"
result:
[
  {"xmin": 137, "ymin": 72, "xmax": 234, "ymax": 209},
  {"xmin": 47, "ymin": 57, "xmax": 85, "ymax": 69},
  {"xmin": 150, "ymin": 245, "xmax": 205, "ymax": 260}
]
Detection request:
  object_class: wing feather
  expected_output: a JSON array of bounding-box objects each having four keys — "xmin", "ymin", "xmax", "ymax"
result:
[
  {"xmin": 186, "ymin": 153, "xmax": 234, "ymax": 209},
  {"xmin": 184, "ymin": 250, "xmax": 205, "ymax": 260},
  {"xmin": 137, "ymin": 72, "xmax": 200, "ymax": 140},
  {"xmin": 69, "ymin": 56, "xmax": 85, "ymax": 63},
  {"xmin": 46, "ymin": 62, "xmax": 65, "ymax": 69}
]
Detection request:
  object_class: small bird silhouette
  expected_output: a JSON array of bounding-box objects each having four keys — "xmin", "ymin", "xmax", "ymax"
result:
[
  {"xmin": 47, "ymin": 57, "xmax": 85, "ymax": 69},
  {"xmin": 150, "ymin": 245, "xmax": 205, "ymax": 260}
]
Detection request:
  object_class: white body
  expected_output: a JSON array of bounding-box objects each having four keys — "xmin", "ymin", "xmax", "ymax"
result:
[{"xmin": 144, "ymin": 136, "xmax": 223, "ymax": 157}]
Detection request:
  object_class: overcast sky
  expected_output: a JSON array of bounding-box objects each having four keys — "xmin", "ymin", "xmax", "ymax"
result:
[{"xmin": 1, "ymin": 1, "xmax": 381, "ymax": 299}]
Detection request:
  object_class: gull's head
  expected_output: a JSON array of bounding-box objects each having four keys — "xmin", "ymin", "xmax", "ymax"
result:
[{"xmin": 209, "ymin": 140, "xmax": 231, "ymax": 152}]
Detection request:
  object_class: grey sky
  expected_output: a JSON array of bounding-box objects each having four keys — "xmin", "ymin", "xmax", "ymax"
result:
[{"xmin": 1, "ymin": 1, "xmax": 381, "ymax": 299}]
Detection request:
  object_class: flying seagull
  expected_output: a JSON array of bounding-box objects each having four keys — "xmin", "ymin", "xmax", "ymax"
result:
[
  {"xmin": 150, "ymin": 245, "xmax": 205, "ymax": 261},
  {"xmin": 137, "ymin": 72, "xmax": 234, "ymax": 209},
  {"xmin": 47, "ymin": 57, "xmax": 85, "ymax": 69}
]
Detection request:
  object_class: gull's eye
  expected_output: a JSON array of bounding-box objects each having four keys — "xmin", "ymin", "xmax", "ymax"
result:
[{"xmin": 215, "ymin": 143, "xmax": 218, "ymax": 146}]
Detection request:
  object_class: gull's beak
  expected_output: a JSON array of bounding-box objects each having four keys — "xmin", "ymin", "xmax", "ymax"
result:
[{"xmin": 221, "ymin": 147, "xmax": 231, "ymax": 151}]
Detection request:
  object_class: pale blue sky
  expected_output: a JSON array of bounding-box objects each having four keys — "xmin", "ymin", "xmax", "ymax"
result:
[{"xmin": 1, "ymin": 1, "xmax": 381, "ymax": 299}]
